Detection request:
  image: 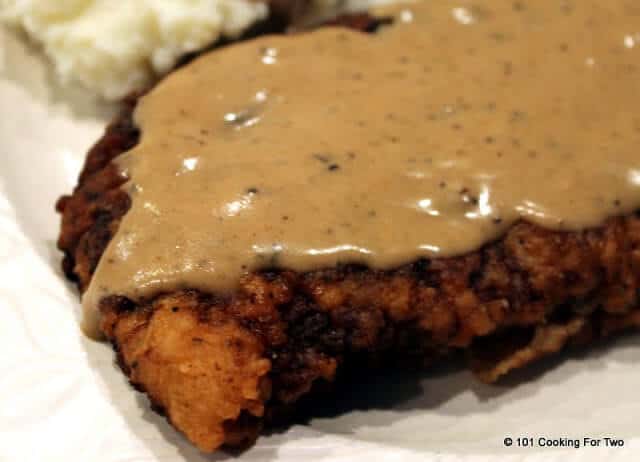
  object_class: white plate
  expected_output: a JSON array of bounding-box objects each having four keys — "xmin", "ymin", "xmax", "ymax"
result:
[{"xmin": 1, "ymin": 24, "xmax": 639, "ymax": 462}]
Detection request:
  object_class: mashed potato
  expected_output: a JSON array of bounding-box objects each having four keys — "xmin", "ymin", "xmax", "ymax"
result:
[{"xmin": 0, "ymin": 0, "xmax": 268, "ymax": 100}]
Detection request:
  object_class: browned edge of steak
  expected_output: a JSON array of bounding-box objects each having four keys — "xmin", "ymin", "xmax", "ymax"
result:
[{"xmin": 56, "ymin": 13, "xmax": 640, "ymax": 452}]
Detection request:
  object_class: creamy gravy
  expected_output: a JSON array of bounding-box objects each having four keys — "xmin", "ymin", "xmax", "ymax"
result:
[{"xmin": 83, "ymin": 0, "xmax": 640, "ymax": 337}]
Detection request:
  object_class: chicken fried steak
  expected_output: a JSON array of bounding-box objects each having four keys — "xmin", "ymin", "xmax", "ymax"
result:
[{"xmin": 57, "ymin": 1, "xmax": 640, "ymax": 453}]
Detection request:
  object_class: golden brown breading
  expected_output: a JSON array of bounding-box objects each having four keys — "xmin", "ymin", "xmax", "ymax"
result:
[{"xmin": 102, "ymin": 293, "xmax": 271, "ymax": 451}]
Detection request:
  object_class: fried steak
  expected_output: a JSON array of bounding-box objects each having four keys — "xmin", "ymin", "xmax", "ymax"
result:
[{"xmin": 56, "ymin": 14, "xmax": 640, "ymax": 453}]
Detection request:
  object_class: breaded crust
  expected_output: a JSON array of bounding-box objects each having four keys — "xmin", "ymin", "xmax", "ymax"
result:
[{"xmin": 56, "ymin": 15, "xmax": 640, "ymax": 452}]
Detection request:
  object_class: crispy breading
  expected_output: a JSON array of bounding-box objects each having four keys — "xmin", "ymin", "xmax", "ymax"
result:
[{"xmin": 102, "ymin": 293, "xmax": 271, "ymax": 451}]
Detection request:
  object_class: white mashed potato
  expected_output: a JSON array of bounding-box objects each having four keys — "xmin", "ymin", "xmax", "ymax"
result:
[{"xmin": 0, "ymin": 0, "xmax": 268, "ymax": 100}]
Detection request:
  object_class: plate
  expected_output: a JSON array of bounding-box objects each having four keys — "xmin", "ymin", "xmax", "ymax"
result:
[{"xmin": 1, "ymin": 24, "xmax": 639, "ymax": 462}]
